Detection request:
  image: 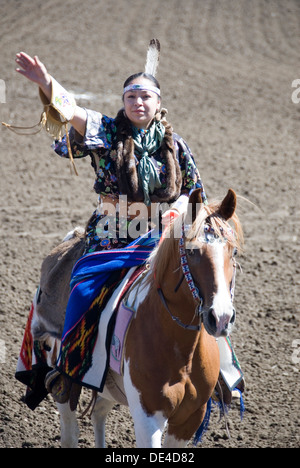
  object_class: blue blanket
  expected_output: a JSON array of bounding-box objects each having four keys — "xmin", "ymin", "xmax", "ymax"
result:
[{"xmin": 57, "ymin": 231, "xmax": 159, "ymax": 386}]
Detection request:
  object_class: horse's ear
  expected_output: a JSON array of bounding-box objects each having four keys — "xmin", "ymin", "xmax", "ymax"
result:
[
  {"xmin": 188, "ymin": 188, "xmax": 203, "ymax": 223},
  {"xmin": 218, "ymin": 189, "xmax": 237, "ymax": 220}
]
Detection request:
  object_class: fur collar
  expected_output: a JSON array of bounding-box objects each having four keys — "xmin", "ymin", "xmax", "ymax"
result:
[{"xmin": 113, "ymin": 109, "xmax": 182, "ymax": 204}]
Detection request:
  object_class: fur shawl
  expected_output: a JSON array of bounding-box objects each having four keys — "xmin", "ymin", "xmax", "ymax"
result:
[{"xmin": 113, "ymin": 109, "xmax": 182, "ymax": 204}]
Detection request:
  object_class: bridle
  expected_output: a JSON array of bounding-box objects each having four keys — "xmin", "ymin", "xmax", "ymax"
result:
[
  {"xmin": 156, "ymin": 223, "xmax": 204, "ymax": 332},
  {"xmin": 156, "ymin": 222, "xmax": 237, "ymax": 332}
]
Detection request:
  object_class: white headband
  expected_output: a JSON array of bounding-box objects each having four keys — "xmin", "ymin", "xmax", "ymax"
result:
[{"xmin": 123, "ymin": 83, "xmax": 161, "ymax": 97}]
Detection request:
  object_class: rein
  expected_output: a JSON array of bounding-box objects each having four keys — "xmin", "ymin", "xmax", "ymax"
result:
[{"xmin": 156, "ymin": 223, "xmax": 204, "ymax": 332}]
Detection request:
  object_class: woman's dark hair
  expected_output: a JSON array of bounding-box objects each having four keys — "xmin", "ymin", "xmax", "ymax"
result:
[{"xmin": 123, "ymin": 72, "xmax": 161, "ymax": 91}]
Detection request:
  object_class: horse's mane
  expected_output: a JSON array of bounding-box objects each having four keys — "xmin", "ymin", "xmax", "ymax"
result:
[{"xmin": 147, "ymin": 200, "xmax": 244, "ymax": 288}]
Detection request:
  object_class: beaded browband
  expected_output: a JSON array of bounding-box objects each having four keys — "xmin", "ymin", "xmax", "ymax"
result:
[{"xmin": 123, "ymin": 83, "xmax": 161, "ymax": 97}]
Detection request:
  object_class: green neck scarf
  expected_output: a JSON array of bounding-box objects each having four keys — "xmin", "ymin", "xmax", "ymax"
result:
[{"xmin": 132, "ymin": 120, "xmax": 166, "ymax": 206}]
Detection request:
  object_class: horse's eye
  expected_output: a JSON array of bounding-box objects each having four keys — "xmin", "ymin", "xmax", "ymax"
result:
[
  {"xmin": 187, "ymin": 249, "xmax": 195, "ymax": 257},
  {"xmin": 233, "ymin": 247, "xmax": 238, "ymax": 257}
]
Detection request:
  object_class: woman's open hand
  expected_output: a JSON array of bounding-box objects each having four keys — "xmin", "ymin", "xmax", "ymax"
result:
[
  {"xmin": 15, "ymin": 51, "xmax": 88, "ymax": 136},
  {"xmin": 15, "ymin": 52, "xmax": 51, "ymax": 88}
]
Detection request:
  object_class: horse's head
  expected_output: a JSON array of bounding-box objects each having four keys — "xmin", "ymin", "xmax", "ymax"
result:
[{"xmin": 183, "ymin": 189, "xmax": 243, "ymax": 338}]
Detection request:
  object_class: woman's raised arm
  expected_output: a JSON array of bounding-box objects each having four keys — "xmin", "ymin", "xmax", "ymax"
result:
[{"xmin": 15, "ymin": 52, "xmax": 87, "ymax": 136}]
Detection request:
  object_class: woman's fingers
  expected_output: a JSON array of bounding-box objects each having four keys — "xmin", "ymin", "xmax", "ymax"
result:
[
  {"xmin": 15, "ymin": 52, "xmax": 43, "ymax": 73},
  {"xmin": 15, "ymin": 52, "xmax": 34, "ymax": 69},
  {"xmin": 15, "ymin": 52, "xmax": 48, "ymax": 85},
  {"xmin": 34, "ymin": 55, "xmax": 42, "ymax": 67},
  {"xmin": 17, "ymin": 51, "xmax": 34, "ymax": 62},
  {"xmin": 15, "ymin": 68, "xmax": 27, "ymax": 77}
]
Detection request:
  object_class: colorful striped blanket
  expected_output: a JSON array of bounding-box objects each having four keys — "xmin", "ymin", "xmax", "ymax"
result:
[
  {"xmin": 16, "ymin": 230, "xmax": 159, "ymax": 408},
  {"xmin": 56, "ymin": 231, "xmax": 158, "ymax": 390}
]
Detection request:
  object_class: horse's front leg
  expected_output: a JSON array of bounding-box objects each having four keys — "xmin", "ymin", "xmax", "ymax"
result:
[
  {"xmin": 163, "ymin": 433, "xmax": 189, "ymax": 448},
  {"xmin": 123, "ymin": 360, "xmax": 167, "ymax": 448},
  {"xmin": 56, "ymin": 402, "xmax": 79, "ymax": 448},
  {"xmin": 163, "ymin": 404, "xmax": 207, "ymax": 449},
  {"xmin": 91, "ymin": 396, "xmax": 114, "ymax": 448}
]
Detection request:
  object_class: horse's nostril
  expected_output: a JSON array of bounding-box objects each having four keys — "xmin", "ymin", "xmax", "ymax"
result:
[
  {"xmin": 230, "ymin": 308, "xmax": 236, "ymax": 324},
  {"xmin": 208, "ymin": 308, "xmax": 217, "ymax": 331}
]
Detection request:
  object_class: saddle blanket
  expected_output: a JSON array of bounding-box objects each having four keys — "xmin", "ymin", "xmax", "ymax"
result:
[
  {"xmin": 15, "ymin": 266, "xmax": 144, "ymax": 408},
  {"xmin": 71, "ymin": 266, "xmax": 138, "ymax": 391}
]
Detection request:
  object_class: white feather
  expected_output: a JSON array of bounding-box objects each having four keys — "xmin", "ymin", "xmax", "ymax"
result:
[{"xmin": 144, "ymin": 39, "xmax": 160, "ymax": 77}]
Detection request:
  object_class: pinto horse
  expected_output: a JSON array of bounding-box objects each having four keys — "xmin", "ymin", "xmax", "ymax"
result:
[{"xmin": 53, "ymin": 188, "xmax": 243, "ymax": 448}]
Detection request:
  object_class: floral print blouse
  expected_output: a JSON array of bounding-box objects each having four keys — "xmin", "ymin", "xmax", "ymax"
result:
[{"xmin": 53, "ymin": 109, "xmax": 207, "ymax": 252}]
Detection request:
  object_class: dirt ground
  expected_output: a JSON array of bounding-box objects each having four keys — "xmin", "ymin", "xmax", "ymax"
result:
[{"xmin": 0, "ymin": 0, "xmax": 299, "ymax": 448}]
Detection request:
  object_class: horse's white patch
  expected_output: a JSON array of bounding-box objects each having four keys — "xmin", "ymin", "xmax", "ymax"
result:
[{"xmin": 123, "ymin": 359, "xmax": 167, "ymax": 448}]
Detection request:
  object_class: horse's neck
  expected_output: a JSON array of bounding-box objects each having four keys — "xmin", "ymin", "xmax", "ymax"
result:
[
  {"xmin": 152, "ymin": 255, "xmax": 199, "ymax": 342},
  {"xmin": 125, "ymin": 257, "xmax": 203, "ymax": 374}
]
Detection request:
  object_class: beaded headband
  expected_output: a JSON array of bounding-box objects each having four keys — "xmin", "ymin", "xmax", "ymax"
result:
[{"xmin": 123, "ymin": 83, "xmax": 161, "ymax": 97}]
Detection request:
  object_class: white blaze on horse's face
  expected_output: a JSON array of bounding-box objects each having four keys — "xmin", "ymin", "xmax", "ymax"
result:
[
  {"xmin": 206, "ymin": 240, "xmax": 235, "ymax": 337},
  {"xmin": 187, "ymin": 234, "xmax": 236, "ymax": 338}
]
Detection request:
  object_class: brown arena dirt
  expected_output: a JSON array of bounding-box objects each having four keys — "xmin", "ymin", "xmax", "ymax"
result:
[{"xmin": 0, "ymin": 0, "xmax": 299, "ymax": 448}]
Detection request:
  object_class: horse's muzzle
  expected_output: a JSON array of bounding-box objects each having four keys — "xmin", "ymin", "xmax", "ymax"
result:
[{"xmin": 205, "ymin": 307, "xmax": 236, "ymax": 337}]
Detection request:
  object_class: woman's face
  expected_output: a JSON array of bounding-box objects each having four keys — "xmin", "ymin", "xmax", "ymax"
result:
[{"xmin": 123, "ymin": 77, "xmax": 161, "ymax": 129}]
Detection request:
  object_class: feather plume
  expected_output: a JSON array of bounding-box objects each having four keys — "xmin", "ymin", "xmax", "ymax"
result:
[{"xmin": 144, "ymin": 39, "xmax": 160, "ymax": 77}]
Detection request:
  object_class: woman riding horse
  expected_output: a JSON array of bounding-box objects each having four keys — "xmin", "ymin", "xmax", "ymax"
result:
[{"xmin": 13, "ymin": 40, "xmax": 243, "ymax": 408}]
